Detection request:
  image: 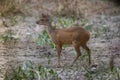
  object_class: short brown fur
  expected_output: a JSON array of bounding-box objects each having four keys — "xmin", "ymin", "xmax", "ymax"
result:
[{"xmin": 36, "ymin": 14, "xmax": 91, "ymax": 67}]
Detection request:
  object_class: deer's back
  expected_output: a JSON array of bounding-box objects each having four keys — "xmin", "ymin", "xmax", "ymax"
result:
[{"xmin": 50, "ymin": 26, "xmax": 90, "ymax": 44}]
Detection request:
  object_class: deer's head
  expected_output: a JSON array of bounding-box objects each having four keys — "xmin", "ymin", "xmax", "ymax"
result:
[{"xmin": 36, "ymin": 14, "xmax": 51, "ymax": 26}]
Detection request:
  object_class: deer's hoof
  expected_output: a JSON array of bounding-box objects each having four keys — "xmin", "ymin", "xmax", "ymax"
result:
[
  {"xmin": 57, "ymin": 64, "xmax": 62, "ymax": 68},
  {"xmin": 70, "ymin": 63, "xmax": 74, "ymax": 67}
]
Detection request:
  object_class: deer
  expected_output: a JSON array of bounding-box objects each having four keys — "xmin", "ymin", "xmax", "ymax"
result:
[{"xmin": 36, "ymin": 14, "xmax": 91, "ymax": 67}]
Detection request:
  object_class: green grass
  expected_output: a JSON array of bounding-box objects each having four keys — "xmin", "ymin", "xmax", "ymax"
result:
[
  {"xmin": 4, "ymin": 61, "xmax": 59, "ymax": 80},
  {"xmin": 0, "ymin": 29, "xmax": 18, "ymax": 43}
]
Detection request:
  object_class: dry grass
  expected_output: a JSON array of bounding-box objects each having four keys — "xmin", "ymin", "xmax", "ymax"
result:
[
  {"xmin": 0, "ymin": 0, "xmax": 119, "ymax": 17},
  {"xmin": 0, "ymin": 0, "xmax": 26, "ymax": 16}
]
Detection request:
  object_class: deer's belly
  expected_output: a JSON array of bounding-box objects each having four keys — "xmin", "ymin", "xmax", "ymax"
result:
[{"xmin": 60, "ymin": 38, "xmax": 73, "ymax": 44}]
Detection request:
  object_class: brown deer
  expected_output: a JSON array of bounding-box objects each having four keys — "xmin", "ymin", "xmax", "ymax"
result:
[{"xmin": 36, "ymin": 14, "xmax": 91, "ymax": 67}]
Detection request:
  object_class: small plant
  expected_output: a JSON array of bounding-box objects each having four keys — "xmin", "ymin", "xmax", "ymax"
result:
[
  {"xmin": 4, "ymin": 61, "xmax": 59, "ymax": 80},
  {"xmin": 0, "ymin": 29, "xmax": 18, "ymax": 48},
  {"xmin": 55, "ymin": 17, "xmax": 76, "ymax": 28},
  {"xmin": 83, "ymin": 60, "xmax": 120, "ymax": 80},
  {"xmin": 81, "ymin": 18, "xmax": 89, "ymax": 26},
  {"xmin": 37, "ymin": 30, "xmax": 56, "ymax": 48},
  {"xmin": 0, "ymin": 29, "xmax": 14, "ymax": 43}
]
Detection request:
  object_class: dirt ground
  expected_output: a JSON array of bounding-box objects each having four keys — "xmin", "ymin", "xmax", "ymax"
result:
[
  {"xmin": 0, "ymin": 0, "xmax": 120, "ymax": 80},
  {"xmin": 0, "ymin": 13, "xmax": 120, "ymax": 80}
]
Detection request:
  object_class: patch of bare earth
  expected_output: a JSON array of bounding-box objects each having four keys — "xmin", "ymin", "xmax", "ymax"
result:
[{"xmin": 0, "ymin": 0, "xmax": 120, "ymax": 79}]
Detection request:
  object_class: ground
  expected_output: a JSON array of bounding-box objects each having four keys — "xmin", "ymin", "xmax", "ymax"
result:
[
  {"xmin": 0, "ymin": 0, "xmax": 120, "ymax": 80},
  {"xmin": 0, "ymin": 14, "xmax": 120, "ymax": 80}
]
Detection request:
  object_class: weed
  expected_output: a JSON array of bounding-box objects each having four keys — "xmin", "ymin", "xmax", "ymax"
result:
[
  {"xmin": 0, "ymin": 30, "xmax": 14, "ymax": 43},
  {"xmin": 84, "ymin": 60, "xmax": 120, "ymax": 80},
  {"xmin": 0, "ymin": 29, "xmax": 19, "ymax": 48},
  {"xmin": 4, "ymin": 61, "xmax": 59, "ymax": 80},
  {"xmin": 55, "ymin": 17, "xmax": 76, "ymax": 28},
  {"xmin": 37, "ymin": 30, "xmax": 56, "ymax": 48}
]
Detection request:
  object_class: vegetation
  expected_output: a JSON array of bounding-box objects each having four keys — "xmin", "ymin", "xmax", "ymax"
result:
[
  {"xmin": 0, "ymin": 0, "xmax": 119, "ymax": 80},
  {"xmin": 1, "ymin": 16, "xmax": 119, "ymax": 80},
  {"xmin": 80, "ymin": 52, "xmax": 120, "ymax": 80},
  {"xmin": 4, "ymin": 61, "xmax": 59, "ymax": 80},
  {"xmin": 0, "ymin": 0, "xmax": 23, "ymax": 16},
  {"xmin": 4, "ymin": 56, "xmax": 120, "ymax": 80},
  {"xmin": 0, "ymin": 29, "xmax": 18, "ymax": 48},
  {"xmin": 0, "ymin": 29, "xmax": 14, "ymax": 43},
  {"xmin": 84, "ymin": 64, "xmax": 120, "ymax": 80}
]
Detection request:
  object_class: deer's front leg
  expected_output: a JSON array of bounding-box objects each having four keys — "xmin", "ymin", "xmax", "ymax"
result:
[{"xmin": 56, "ymin": 44, "xmax": 62, "ymax": 67}]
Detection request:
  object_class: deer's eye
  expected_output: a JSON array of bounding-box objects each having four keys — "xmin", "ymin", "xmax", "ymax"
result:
[{"xmin": 41, "ymin": 19, "xmax": 44, "ymax": 21}]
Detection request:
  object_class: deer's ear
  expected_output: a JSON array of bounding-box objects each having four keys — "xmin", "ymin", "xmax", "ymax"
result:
[
  {"xmin": 46, "ymin": 14, "xmax": 50, "ymax": 17},
  {"xmin": 41, "ymin": 13, "xmax": 47, "ymax": 18}
]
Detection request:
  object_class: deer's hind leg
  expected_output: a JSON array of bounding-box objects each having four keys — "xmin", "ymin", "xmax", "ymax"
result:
[
  {"xmin": 81, "ymin": 43, "xmax": 91, "ymax": 65},
  {"xmin": 71, "ymin": 41, "xmax": 81, "ymax": 66}
]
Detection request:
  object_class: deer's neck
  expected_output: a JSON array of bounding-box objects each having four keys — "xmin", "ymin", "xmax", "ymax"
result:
[{"xmin": 46, "ymin": 21, "xmax": 54, "ymax": 34}]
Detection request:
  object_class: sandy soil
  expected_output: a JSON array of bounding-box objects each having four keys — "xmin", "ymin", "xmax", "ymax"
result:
[{"xmin": 0, "ymin": 14, "xmax": 120, "ymax": 80}]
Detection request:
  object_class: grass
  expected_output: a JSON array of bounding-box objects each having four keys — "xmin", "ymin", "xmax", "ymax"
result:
[
  {"xmin": 54, "ymin": 16, "xmax": 77, "ymax": 28},
  {"xmin": 84, "ymin": 65, "xmax": 120, "ymax": 80},
  {"xmin": 3, "ymin": 16, "xmax": 119, "ymax": 80},
  {"xmin": 0, "ymin": 29, "xmax": 19, "ymax": 48},
  {"xmin": 79, "ymin": 47, "xmax": 120, "ymax": 80},
  {"xmin": 4, "ymin": 61, "xmax": 59, "ymax": 80},
  {"xmin": 37, "ymin": 30, "xmax": 56, "ymax": 48},
  {"xmin": 0, "ymin": 0, "xmax": 25, "ymax": 17}
]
